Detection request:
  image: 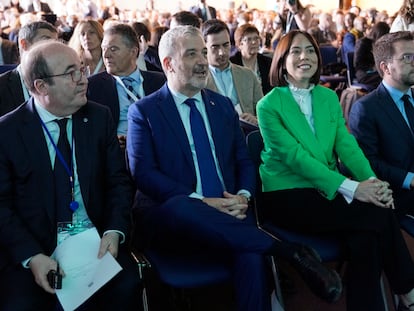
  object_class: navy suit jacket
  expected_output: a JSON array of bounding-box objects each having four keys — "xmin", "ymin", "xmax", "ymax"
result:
[
  {"xmin": 127, "ymin": 84, "xmax": 255, "ymax": 206},
  {"xmin": 349, "ymin": 83, "xmax": 414, "ymax": 188},
  {"xmin": 0, "ymin": 99, "xmax": 133, "ymax": 270},
  {"xmin": 87, "ymin": 70, "xmax": 166, "ymax": 123},
  {"xmin": 0, "ymin": 68, "xmax": 25, "ymax": 116}
]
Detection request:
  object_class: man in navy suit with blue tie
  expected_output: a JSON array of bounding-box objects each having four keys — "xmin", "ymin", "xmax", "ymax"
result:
[
  {"xmin": 127, "ymin": 25, "xmax": 342, "ymax": 310},
  {"xmin": 349, "ymin": 31, "xmax": 414, "ymax": 220}
]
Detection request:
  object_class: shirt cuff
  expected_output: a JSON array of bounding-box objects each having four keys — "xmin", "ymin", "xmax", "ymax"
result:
[
  {"xmin": 237, "ymin": 189, "xmax": 251, "ymax": 198},
  {"xmin": 338, "ymin": 178, "xmax": 359, "ymax": 204},
  {"xmin": 103, "ymin": 230, "xmax": 125, "ymax": 244},
  {"xmin": 403, "ymin": 173, "xmax": 414, "ymax": 189},
  {"xmin": 22, "ymin": 257, "xmax": 32, "ymax": 268},
  {"xmin": 189, "ymin": 192, "xmax": 204, "ymax": 200}
]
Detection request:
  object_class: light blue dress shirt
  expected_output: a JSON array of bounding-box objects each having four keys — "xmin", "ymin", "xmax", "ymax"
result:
[
  {"xmin": 208, "ymin": 64, "xmax": 238, "ymax": 106},
  {"xmin": 114, "ymin": 67, "xmax": 144, "ymax": 135}
]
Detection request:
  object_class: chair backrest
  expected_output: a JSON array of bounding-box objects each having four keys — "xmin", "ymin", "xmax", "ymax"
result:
[
  {"xmin": 345, "ymin": 51, "xmax": 356, "ymax": 87},
  {"xmin": 0, "ymin": 64, "xmax": 18, "ymax": 74},
  {"xmin": 320, "ymin": 45, "xmax": 339, "ymax": 67}
]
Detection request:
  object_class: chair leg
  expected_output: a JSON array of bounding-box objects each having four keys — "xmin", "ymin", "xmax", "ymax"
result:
[
  {"xmin": 131, "ymin": 251, "xmax": 151, "ymax": 311},
  {"xmin": 269, "ymin": 256, "xmax": 285, "ymax": 309}
]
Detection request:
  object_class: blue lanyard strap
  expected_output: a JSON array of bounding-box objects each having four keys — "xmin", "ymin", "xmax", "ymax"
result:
[{"xmin": 40, "ymin": 118, "xmax": 75, "ymax": 196}]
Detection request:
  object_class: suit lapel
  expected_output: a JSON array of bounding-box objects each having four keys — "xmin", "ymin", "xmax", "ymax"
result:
[
  {"xmin": 378, "ymin": 84, "xmax": 414, "ymax": 143},
  {"xmin": 156, "ymin": 85, "xmax": 195, "ymax": 173},
  {"xmin": 20, "ymin": 100, "xmax": 56, "ymax": 224},
  {"xmin": 280, "ymin": 87, "xmax": 329, "ymax": 165},
  {"xmin": 72, "ymin": 107, "xmax": 92, "ymax": 208}
]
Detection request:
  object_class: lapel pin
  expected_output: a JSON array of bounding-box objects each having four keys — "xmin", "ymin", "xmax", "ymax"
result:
[
  {"xmin": 210, "ymin": 101, "xmax": 215, "ymax": 106},
  {"xmin": 83, "ymin": 118, "xmax": 88, "ymax": 123}
]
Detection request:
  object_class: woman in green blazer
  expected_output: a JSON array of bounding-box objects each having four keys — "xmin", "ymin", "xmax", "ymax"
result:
[{"xmin": 257, "ymin": 30, "xmax": 414, "ymax": 311}]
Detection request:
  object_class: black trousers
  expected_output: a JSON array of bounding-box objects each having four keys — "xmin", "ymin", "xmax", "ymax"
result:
[{"xmin": 262, "ymin": 188, "xmax": 414, "ymax": 311}]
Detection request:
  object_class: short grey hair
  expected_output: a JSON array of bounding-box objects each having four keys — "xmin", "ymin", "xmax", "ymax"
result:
[{"xmin": 158, "ymin": 25, "xmax": 202, "ymax": 72}]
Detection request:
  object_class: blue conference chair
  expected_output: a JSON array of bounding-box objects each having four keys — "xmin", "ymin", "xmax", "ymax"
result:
[
  {"xmin": 245, "ymin": 130, "xmax": 393, "ymax": 310},
  {"xmin": 319, "ymin": 45, "xmax": 346, "ymax": 90},
  {"xmin": 345, "ymin": 52, "xmax": 375, "ymax": 92},
  {"xmin": 131, "ymin": 247, "xmax": 232, "ymax": 311}
]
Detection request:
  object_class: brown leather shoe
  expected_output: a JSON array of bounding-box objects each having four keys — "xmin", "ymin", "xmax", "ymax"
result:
[{"xmin": 291, "ymin": 245, "xmax": 343, "ymax": 303}]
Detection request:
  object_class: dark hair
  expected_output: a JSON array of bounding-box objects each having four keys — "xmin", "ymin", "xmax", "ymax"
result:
[
  {"xmin": 150, "ymin": 26, "xmax": 169, "ymax": 48},
  {"xmin": 373, "ymin": 31, "xmax": 414, "ymax": 77},
  {"xmin": 367, "ymin": 21, "xmax": 390, "ymax": 42},
  {"xmin": 130, "ymin": 21, "xmax": 151, "ymax": 42},
  {"xmin": 269, "ymin": 30, "xmax": 321, "ymax": 87},
  {"xmin": 201, "ymin": 19, "xmax": 230, "ymax": 41},
  {"xmin": 234, "ymin": 23, "xmax": 259, "ymax": 47},
  {"xmin": 104, "ymin": 23, "xmax": 139, "ymax": 52},
  {"xmin": 171, "ymin": 10, "xmax": 201, "ymax": 28},
  {"xmin": 18, "ymin": 20, "xmax": 57, "ymax": 43}
]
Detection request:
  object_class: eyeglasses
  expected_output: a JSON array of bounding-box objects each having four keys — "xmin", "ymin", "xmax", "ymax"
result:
[
  {"xmin": 40, "ymin": 67, "xmax": 88, "ymax": 83},
  {"xmin": 392, "ymin": 54, "xmax": 414, "ymax": 64},
  {"xmin": 241, "ymin": 36, "xmax": 260, "ymax": 44}
]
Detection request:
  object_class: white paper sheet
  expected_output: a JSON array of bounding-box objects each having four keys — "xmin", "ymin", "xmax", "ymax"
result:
[{"xmin": 52, "ymin": 227, "xmax": 122, "ymax": 311}]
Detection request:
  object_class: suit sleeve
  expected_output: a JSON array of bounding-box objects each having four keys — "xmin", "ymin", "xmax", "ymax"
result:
[
  {"xmin": 349, "ymin": 99, "xmax": 407, "ymax": 187},
  {"xmin": 127, "ymin": 102, "xmax": 194, "ymax": 202}
]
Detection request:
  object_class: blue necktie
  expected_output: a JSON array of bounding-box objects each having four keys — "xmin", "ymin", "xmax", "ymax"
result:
[
  {"xmin": 54, "ymin": 118, "xmax": 72, "ymax": 222},
  {"xmin": 184, "ymin": 98, "xmax": 223, "ymax": 197},
  {"xmin": 402, "ymin": 94, "xmax": 414, "ymax": 132},
  {"xmin": 122, "ymin": 77, "xmax": 140, "ymax": 102}
]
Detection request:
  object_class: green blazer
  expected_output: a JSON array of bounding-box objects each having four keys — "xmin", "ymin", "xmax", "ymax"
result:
[{"xmin": 257, "ymin": 85, "xmax": 375, "ymax": 200}]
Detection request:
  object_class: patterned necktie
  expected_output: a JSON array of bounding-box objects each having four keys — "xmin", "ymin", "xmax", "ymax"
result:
[
  {"xmin": 184, "ymin": 98, "xmax": 223, "ymax": 197},
  {"xmin": 121, "ymin": 77, "xmax": 140, "ymax": 102},
  {"xmin": 402, "ymin": 94, "xmax": 414, "ymax": 132},
  {"xmin": 54, "ymin": 118, "xmax": 72, "ymax": 222}
]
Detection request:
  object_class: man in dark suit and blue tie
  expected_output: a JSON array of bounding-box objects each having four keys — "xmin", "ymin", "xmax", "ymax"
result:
[
  {"xmin": 127, "ymin": 25, "xmax": 342, "ymax": 311},
  {"xmin": 349, "ymin": 31, "xmax": 414, "ymax": 221},
  {"xmin": 0, "ymin": 40, "xmax": 140, "ymax": 310},
  {"xmin": 87, "ymin": 23, "xmax": 165, "ymax": 149}
]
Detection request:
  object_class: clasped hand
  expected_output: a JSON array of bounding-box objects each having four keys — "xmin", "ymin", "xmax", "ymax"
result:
[
  {"xmin": 202, "ymin": 191, "xmax": 249, "ymax": 219},
  {"xmin": 354, "ymin": 179, "xmax": 394, "ymax": 209}
]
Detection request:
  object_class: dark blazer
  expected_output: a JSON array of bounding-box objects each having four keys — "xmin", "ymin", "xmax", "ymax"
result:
[
  {"xmin": 348, "ymin": 83, "xmax": 414, "ymax": 188},
  {"xmin": 27, "ymin": 1, "xmax": 52, "ymax": 13},
  {"xmin": 1, "ymin": 39, "xmax": 18, "ymax": 64},
  {"xmin": 144, "ymin": 46, "xmax": 162, "ymax": 72},
  {"xmin": 0, "ymin": 99, "xmax": 133, "ymax": 270},
  {"xmin": 353, "ymin": 36, "xmax": 381, "ymax": 88},
  {"xmin": 127, "ymin": 83, "xmax": 255, "ymax": 205},
  {"xmin": 230, "ymin": 51, "xmax": 272, "ymax": 95},
  {"xmin": 190, "ymin": 5, "xmax": 217, "ymax": 21},
  {"xmin": 87, "ymin": 70, "xmax": 166, "ymax": 124},
  {"xmin": 0, "ymin": 68, "xmax": 25, "ymax": 117}
]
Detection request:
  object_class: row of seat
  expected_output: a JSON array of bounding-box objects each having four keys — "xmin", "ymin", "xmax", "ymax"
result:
[{"xmin": 130, "ymin": 129, "xmax": 414, "ymax": 311}]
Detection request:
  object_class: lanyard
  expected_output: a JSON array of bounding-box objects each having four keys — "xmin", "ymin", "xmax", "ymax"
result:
[
  {"xmin": 114, "ymin": 75, "xmax": 140, "ymax": 102},
  {"xmin": 40, "ymin": 118, "xmax": 79, "ymax": 213}
]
